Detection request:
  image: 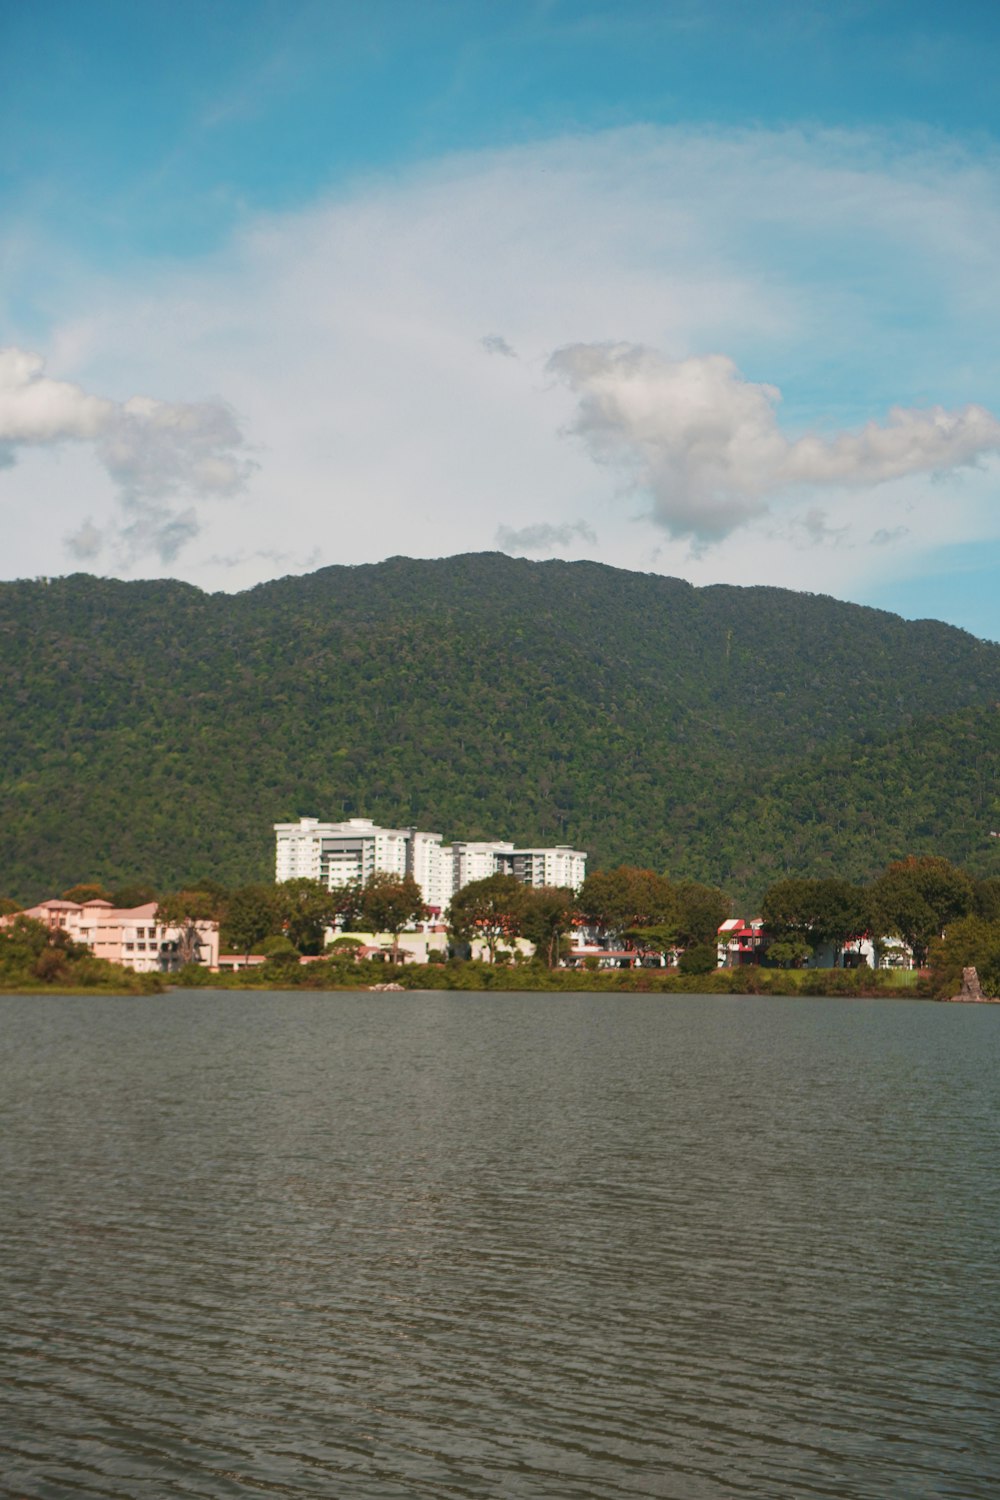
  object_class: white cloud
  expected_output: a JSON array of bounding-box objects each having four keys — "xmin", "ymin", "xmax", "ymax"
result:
[
  {"xmin": 6, "ymin": 124, "xmax": 1000, "ymax": 613},
  {"xmin": 481, "ymin": 334, "xmax": 517, "ymax": 358},
  {"xmin": 0, "ymin": 346, "xmax": 111, "ymax": 446},
  {"xmin": 495, "ymin": 519, "xmax": 597, "ymax": 551},
  {"xmin": 546, "ymin": 341, "xmax": 1000, "ymax": 542},
  {"xmin": 65, "ymin": 518, "xmax": 103, "ymax": 560},
  {"xmin": 0, "ymin": 345, "xmax": 253, "ymax": 563},
  {"xmin": 870, "ymin": 525, "xmax": 909, "ymax": 546}
]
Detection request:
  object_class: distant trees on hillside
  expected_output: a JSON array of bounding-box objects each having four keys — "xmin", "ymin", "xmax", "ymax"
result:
[{"xmin": 7, "ymin": 559, "xmax": 1000, "ymax": 908}]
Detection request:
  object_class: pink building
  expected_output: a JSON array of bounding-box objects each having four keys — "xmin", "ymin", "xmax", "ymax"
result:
[{"xmin": 2, "ymin": 899, "xmax": 220, "ymax": 974}]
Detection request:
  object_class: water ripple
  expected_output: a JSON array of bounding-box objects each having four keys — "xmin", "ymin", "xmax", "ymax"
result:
[{"xmin": 1, "ymin": 992, "xmax": 998, "ymax": 1498}]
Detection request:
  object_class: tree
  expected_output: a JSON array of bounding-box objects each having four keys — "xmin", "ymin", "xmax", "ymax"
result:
[
  {"xmin": 624, "ymin": 923, "xmax": 678, "ymax": 964},
  {"xmin": 817, "ymin": 880, "xmax": 871, "ymax": 964},
  {"xmin": 972, "ymin": 877, "xmax": 1000, "ymax": 924},
  {"xmin": 868, "ymin": 856, "xmax": 974, "ymax": 968},
  {"xmin": 111, "ymin": 883, "xmax": 158, "ymax": 908},
  {"xmin": 767, "ymin": 938, "xmax": 813, "ymax": 970},
  {"xmin": 575, "ymin": 867, "xmax": 677, "ymax": 949},
  {"xmin": 928, "ymin": 915, "xmax": 1000, "ymax": 999},
  {"xmin": 327, "ymin": 935, "xmax": 365, "ymax": 957},
  {"xmin": 761, "ymin": 877, "xmax": 868, "ymax": 965},
  {"xmin": 61, "ymin": 882, "xmax": 113, "ymax": 904},
  {"xmin": 259, "ymin": 933, "xmax": 300, "ymax": 957},
  {"xmin": 360, "ymin": 872, "xmax": 427, "ymax": 962},
  {"xmin": 520, "ymin": 885, "xmax": 576, "ymax": 967},
  {"xmin": 0, "ymin": 898, "xmax": 21, "ymax": 916},
  {"xmin": 678, "ymin": 944, "xmax": 718, "ymax": 976},
  {"xmin": 330, "ymin": 880, "xmax": 365, "ymax": 931},
  {"xmin": 674, "ymin": 881, "xmax": 729, "ymax": 947},
  {"xmin": 185, "ymin": 876, "xmax": 230, "ymax": 903},
  {"xmin": 224, "ymin": 883, "xmax": 282, "ymax": 960},
  {"xmin": 276, "ymin": 878, "xmax": 343, "ymax": 955},
  {"xmin": 156, "ymin": 889, "xmax": 221, "ymax": 964},
  {"xmin": 258, "ymin": 934, "xmax": 302, "ymax": 979},
  {"xmin": 0, "ymin": 915, "xmax": 85, "ymax": 984},
  {"xmin": 448, "ymin": 873, "xmax": 528, "ymax": 963}
]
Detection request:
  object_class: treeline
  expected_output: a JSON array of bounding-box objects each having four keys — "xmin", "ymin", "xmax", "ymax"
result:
[
  {"xmin": 759, "ymin": 856, "xmax": 1000, "ymax": 996},
  {"xmin": 7, "ymin": 854, "xmax": 1000, "ymax": 999},
  {"xmin": 0, "ymin": 867, "xmax": 730, "ymax": 975}
]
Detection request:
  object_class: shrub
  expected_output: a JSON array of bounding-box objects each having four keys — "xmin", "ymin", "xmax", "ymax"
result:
[
  {"xmin": 327, "ymin": 935, "xmax": 364, "ymax": 954},
  {"xmin": 259, "ymin": 934, "xmax": 300, "ymax": 958},
  {"xmin": 678, "ymin": 944, "xmax": 718, "ymax": 976}
]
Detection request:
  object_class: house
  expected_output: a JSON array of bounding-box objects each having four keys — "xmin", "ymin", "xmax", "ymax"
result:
[
  {"xmin": 717, "ymin": 918, "xmax": 766, "ymax": 967},
  {"xmin": 717, "ymin": 917, "xmax": 915, "ymax": 970}
]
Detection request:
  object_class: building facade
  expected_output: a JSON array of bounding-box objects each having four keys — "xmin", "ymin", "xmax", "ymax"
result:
[
  {"xmin": 275, "ymin": 817, "xmax": 587, "ymax": 911},
  {"xmin": 5, "ymin": 899, "xmax": 220, "ymax": 974},
  {"xmin": 498, "ymin": 846, "xmax": 589, "ymax": 890}
]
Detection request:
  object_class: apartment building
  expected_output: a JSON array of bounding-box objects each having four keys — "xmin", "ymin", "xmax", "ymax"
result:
[
  {"xmin": 275, "ymin": 818, "xmax": 452, "ymax": 912},
  {"xmin": 449, "ymin": 840, "xmax": 515, "ymax": 890},
  {"xmin": 408, "ymin": 829, "xmax": 455, "ymax": 914},
  {"xmin": 275, "ymin": 818, "xmax": 588, "ymax": 910},
  {"xmin": 499, "ymin": 846, "xmax": 589, "ymax": 890}
]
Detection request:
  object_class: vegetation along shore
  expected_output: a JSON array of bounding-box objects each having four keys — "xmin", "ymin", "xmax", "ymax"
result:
[{"xmin": 3, "ymin": 853, "xmax": 998, "ymax": 1001}]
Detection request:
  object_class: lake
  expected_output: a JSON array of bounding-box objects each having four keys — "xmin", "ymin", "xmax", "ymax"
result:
[{"xmin": 1, "ymin": 991, "xmax": 998, "ymax": 1498}]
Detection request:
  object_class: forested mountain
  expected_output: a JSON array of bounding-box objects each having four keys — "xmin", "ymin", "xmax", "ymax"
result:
[{"xmin": 2, "ymin": 552, "xmax": 1000, "ymax": 905}]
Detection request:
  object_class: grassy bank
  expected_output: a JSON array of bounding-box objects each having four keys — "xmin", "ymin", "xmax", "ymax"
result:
[
  {"xmin": 157, "ymin": 960, "xmax": 930, "ymax": 998},
  {"xmin": 0, "ymin": 980, "xmax": 165, "ymax": 996}
]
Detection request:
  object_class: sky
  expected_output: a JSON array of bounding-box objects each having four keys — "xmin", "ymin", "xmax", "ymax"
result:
[{"xmin": 4, "ymin": 0, "xmax": 1000, "ymax": 639}]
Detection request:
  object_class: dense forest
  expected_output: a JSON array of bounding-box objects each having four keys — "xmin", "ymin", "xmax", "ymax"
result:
[{"xmin": 2, "ymin": 552, "xmax": 1000, "ymax": 905}]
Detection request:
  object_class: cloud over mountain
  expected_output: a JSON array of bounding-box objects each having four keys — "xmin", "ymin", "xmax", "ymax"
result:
[
  {"xmin": 0, "ymin": 347, "xmax": 253, "ymax": 563},
  {"xmin": 495, "ymin": 519, "xmax": 596, "ymax": 552},
  {"xmin": 548, "ymin": 342, "xmax": 1000, "ymax": 543}
]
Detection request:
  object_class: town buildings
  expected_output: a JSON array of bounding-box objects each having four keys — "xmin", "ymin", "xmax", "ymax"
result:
[
  {"xmin": 3, "ymin": 899, "xmax": 220, "ymax": 973},
  {"xmin": 717, "ymin": 918, "xmax": 914, "ymax": 970},
  {"xmin": 274, "ymin": 817, "xmax": 587, "ymax": 911}
]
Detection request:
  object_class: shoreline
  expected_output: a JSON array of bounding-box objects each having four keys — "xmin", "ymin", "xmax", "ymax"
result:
[{"xmin": 0, "ymin": 966, "xmax": 931, "ymax": 1000}]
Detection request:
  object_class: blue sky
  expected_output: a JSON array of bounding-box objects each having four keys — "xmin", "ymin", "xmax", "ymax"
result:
[{"xmin": 4, "ymin": 0, "xmax": 1000, "ymax": 638}]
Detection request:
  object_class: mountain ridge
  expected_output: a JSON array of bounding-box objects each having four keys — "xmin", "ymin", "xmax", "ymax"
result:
[{"xmin": 2, "ymin": 554, "xmax": 998, "ymax": 904}]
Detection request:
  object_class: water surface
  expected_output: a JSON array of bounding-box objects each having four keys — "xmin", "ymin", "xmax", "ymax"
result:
[{"xmin": 2, "ymin": 991, "xmax": 998, "ymax": 1498}]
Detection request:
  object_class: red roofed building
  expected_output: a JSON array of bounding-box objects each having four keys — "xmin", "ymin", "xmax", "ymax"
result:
[{"xmin": 717, "ymin": 917, "xmax": 767, "ymax": 967}]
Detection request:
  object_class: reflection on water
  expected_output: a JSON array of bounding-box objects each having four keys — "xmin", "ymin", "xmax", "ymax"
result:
[{"xmin": 1, "ymin": 991, "xmax": 998, "ymax": 1498}]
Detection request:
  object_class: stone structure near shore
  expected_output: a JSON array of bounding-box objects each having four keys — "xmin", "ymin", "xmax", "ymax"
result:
[{"xmin": 948, "ymin": 966, "xmax": 1000, "ymax": 1003}]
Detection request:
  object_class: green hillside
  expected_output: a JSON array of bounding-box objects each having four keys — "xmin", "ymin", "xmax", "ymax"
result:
[{"xmin": 2, "ymin": 553, "xmax": 999, "ymax": 905}]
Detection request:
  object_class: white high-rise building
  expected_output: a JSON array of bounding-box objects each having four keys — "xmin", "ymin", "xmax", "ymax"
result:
[
  {"xmin": 276, "ymin": 818, "xmax": 409, "ymax": 888},
  {"xmin": 275, "ymin": 817, "xmax": 451, "ymax": 911},
  {"xmin": 450, "ymin": 840, "xmax": 515, "ymax": 891},
  {"xmin": 274, "ymin": 817, "xmax": 325, "ymax": 881},
  {"xmin": 275, "ymin": 818, "xmax": 587, "ymax": 910},
  {"xmin": 501, "ymin": 847, "xmax": 589, "ymax": 890},
  {"xmin": 450, "ymin": 841, "xmax": 588, "ymax": 892},
  {"xmin": 409, "ymin": 830, "xmax": 455, "ymax": 914}
]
